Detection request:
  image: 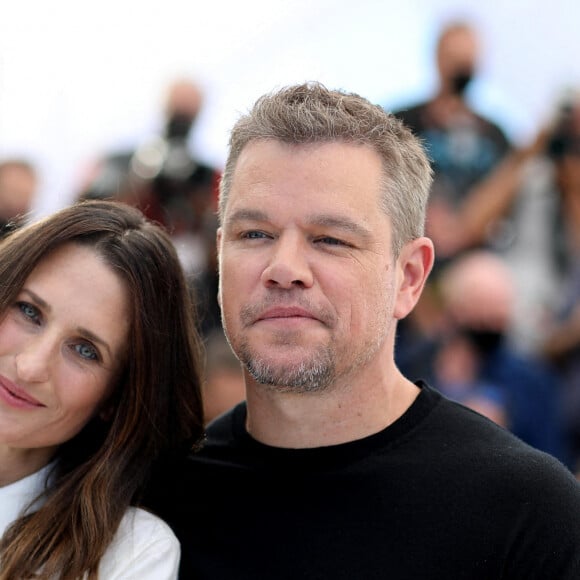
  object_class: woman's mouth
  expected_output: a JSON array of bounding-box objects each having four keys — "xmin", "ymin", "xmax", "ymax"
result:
[{"xmin": 0, "ymin": 375, "xmax": 45, "ymax": 409}]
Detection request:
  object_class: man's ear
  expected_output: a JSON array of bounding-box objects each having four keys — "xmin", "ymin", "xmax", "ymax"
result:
[{"xmin": 393, "ymin": 237, "xmax": 435, "ymax": 320}]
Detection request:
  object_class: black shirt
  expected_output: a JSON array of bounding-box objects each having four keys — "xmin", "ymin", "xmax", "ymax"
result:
[{"xmin": 147, "ymin": 383, "xmax": 580, "ymax": 579}]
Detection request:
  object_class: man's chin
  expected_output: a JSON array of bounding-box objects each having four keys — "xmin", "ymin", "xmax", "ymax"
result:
[{"xmin": 243, "ymin": 353, "xmax": 335, "ymax": 394}]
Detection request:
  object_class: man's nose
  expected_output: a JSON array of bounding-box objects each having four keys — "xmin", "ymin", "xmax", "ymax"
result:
[{"xmin": 261, "ymin": 234, "xmax": 314, "ymax": 289}]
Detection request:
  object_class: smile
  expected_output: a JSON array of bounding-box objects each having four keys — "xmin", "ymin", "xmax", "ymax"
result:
[{"xmin": 0, "ymin": 375, "xmax": 45, "ymax": 409}]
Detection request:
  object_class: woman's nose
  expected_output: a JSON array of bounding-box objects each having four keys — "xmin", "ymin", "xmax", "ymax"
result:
[{"xmin": 15, "ymin": 336, "xmax": 52, "ymax": 383}]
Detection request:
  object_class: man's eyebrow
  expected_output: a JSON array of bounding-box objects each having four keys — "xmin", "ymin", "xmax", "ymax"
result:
[
  {"xmin": 224, "ymin": 209, "xmax": 269, "ymax": 225},
  {"xmin": 307, "ymin": 215, "xmax": 373, "ymax": 239}
]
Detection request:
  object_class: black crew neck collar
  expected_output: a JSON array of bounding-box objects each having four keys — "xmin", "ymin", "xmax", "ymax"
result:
[{"xmin": 223, "ymin": 381, "xmax": 440, "ymax": 471}]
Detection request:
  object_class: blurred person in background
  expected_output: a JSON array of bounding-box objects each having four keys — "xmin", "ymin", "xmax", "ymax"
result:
[
  {"xmin": 0, "ymin": 159, "xmax": 37, "ymax": 239},
  {"xmin": 542, "ymin": 261, "xmax": 580, "ymax": 477},
  {"xmin": 399, "ymin": 247, "xmax": 570, "ymax": 464},
  {"xmin": 202, "ymin": 328, "xmax": 245, "ymax": 425},
  {"xmin": 535, "ymin": 94, "xmax": 580, "ymax": 472},
  {"xmin": 392, "ymin": 92, "xmax": 579, "ymax": 352},
  {"xmin": 433, "ymin": 90, "xmax": 580, "ymax": 472},
  {"xmin": 431, "ymin": 330, "xmax": 509, "ymax": 428},
  {"xmin": 79, "ymin": 78, "xmax": 222, "ymax": 336},
  {"xmin": 394, "ymin": 20, "xmax": 511, "ymax": 267},
  {"xmin": 393, "ymin": 21, "xmax": 512, "ymax": 378},
  {"xmin": 437, "ymin": 250, "xmax": 570, "ymax": 467}
]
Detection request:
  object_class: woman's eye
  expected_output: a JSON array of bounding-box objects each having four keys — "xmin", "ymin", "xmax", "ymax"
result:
[
  {"xmin": 74, "ymin": 342, "xmax": 99, "ymax": 361},
  {"xmin": 17, "ymin": 302, "xmax": 41, "ymax": 324}
]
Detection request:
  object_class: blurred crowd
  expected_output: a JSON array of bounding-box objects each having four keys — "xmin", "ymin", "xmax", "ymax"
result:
[
  {"xmin": 394, "ymin": 21, "xmax": 580, "ymax": 476},
  {"xmin": 2, "ymin": 19, "xmax": 580, "ymax": 476}
]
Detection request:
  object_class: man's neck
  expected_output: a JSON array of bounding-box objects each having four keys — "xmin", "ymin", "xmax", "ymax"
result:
[{"xmin": 244, "ymin": 368, "xmax": 420, "ymax": 449}]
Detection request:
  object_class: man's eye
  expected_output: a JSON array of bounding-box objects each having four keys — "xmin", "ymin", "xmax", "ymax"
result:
[
  {"xmin": 242, "ymin": 231, "xmax": 269, "ymax": 240},
  {"xmin": 316, "ymin": 236, "xmax": 347, "ymax": 247},
  {"xmin": 74, "ymin": 342, "xmax": 99, "ymax": 361},
  {"xmin": 17, "ymin": 302, "xmax": 41, "ymax": 324}
]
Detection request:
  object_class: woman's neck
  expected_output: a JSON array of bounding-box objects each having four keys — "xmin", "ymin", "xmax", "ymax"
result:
[{"xmin": 0, "ymin": 446, "xmax": 56, "ymax": 487}]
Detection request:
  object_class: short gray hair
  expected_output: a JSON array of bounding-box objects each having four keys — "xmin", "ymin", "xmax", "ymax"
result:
[{"xmin": 219, "ymin": 82, "xmax": 432, "ymax": 255}]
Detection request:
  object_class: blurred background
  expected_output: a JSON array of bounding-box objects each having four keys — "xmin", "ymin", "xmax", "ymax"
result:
[{"xmin": 1, "ymin": 0, "xmax": 578, "ymax": 216}]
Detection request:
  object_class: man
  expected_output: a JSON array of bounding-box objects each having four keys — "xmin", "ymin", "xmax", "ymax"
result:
[
  {"xmin": 0, "ymin": 158, "xmax": 37, "ymax": 238},
  {"xmin": 148, "ymin": 83, "xmax": 580, "ymax": 579},
  {"xmin": 79, "ymin": 78, "xmax": 222, "ymax": 336},
  {"xmin": 392, "ymin": 22, "xmax": 512, "ymax": 382},
  {"xmin": 435, "ymin": 250, "xmax": 569, "ymax": 465},
  {"xmin": 394, "ymin": 21, "xmax": 511, "ymax": 263}
]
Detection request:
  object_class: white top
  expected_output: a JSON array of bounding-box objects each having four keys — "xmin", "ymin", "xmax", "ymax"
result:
[{"xmin": 0, "ymin": 464, "xmax": 180, "ymax": 579}]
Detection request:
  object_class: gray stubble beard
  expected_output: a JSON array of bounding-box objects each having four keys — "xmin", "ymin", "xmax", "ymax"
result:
[{"xmin": 239, "ymin": 339, "xmax": 336, "ymax": 394}]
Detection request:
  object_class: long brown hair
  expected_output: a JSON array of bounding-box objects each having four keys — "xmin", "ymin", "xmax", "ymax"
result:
[{"xmin": 0, "ymin": 200, "xmax": 204, "ymax": 579}]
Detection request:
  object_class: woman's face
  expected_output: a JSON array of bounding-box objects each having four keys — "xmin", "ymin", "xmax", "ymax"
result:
[{"xmin": 0, "ymin": 243, "xmax": 130, "ymax": 465}]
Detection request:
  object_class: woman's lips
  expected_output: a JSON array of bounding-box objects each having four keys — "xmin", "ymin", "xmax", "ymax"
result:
[{"xmin": 0, "ymin": 375, "xmax": 45, "ymax": 408}]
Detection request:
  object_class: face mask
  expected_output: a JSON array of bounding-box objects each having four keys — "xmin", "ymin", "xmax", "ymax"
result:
[
  {"xmin": 450, "ymin": 70, "xmax": 473, "ymax": 96},
  {"xmin": 165, "ymin": 113, "xmax": 194, "ymax": 140},
  {"xmin": 463, "ymin": 328, "xmax": 504, "ymax": 355}
]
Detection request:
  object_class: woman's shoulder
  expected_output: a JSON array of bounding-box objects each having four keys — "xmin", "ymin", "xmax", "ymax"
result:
[
  {"xmin": 98, "ymin": 507, "xmax": 180, "ymax": 579},
  {"xmin": 117, "ymin": 506, "xmax": 179, "ymax": 539}
]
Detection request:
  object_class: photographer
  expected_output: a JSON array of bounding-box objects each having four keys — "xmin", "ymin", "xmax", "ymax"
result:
[
  {"xmin": 392, "ymin": 21, "xmax": 512, "ymax": 388},
  {"xmin": 444, "ymin": 92, "xmax": 580, "ymax": 346},
  {"xmin": 79, "ymin": 79, "xmax": 222, "ymax": 336},
  {"xmin": 423, "ymin": 91, "xmax": 580, "ymax": 473},
  {"xmin": 125, "ymin": 80, "xmax": 217, "ymax": 236},
  {"xmin": 394, "ymin": 21, "xmax": 511, "ymax": 267}
]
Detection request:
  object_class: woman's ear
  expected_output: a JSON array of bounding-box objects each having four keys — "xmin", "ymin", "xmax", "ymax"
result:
[{"xmin": 393, "ymin": 237, "xmax": 435, "ymax": 320}]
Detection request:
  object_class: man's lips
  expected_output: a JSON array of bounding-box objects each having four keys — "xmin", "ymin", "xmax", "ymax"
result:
[
  {"xmin": 256, "ymin": 306, "xmax": 319, "ymax": 322},
  {"xmin": 0, "ymin": 375, "xmax": 45, "ymax": 407}
]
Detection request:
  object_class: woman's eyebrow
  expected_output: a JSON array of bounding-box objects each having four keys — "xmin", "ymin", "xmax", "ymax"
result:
[{"xmin": 21, "ymin": 288, "xmax": 50, "ymax": 310}]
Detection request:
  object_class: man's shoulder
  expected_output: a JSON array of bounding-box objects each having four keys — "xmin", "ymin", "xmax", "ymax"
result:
[
  {"xmin": 430, "ymin": 390, "xmax": 544, "ymax": 456},
  {"xmin": 430, "ymin": 392, "xmax": 579, "ymax": 493}
]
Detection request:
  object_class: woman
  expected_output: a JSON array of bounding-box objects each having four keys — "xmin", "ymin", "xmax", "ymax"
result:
[{"xmin": 0, "ymin": 200, "xmax": 204, "ymax": 579}]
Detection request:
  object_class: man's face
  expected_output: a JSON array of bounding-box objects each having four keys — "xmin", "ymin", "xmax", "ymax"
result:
[
  {"xmin": 437, "ymin": 27, "xmax": 479, "ymax": 94},
  {"xmin": 0, "ymin": 165, "xmax": 36, "ymax": 220},
  {"xmin": 217, "ymin": 140, "xmax": 405, "ymax": 394}
]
